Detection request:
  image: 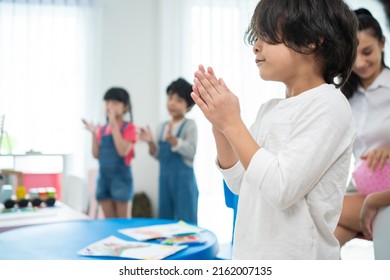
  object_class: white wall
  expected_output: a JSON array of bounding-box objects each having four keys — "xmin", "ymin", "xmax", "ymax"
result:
[{"xmin": 87, "ymin": 0, "xmax": 161, "ymax": 216}]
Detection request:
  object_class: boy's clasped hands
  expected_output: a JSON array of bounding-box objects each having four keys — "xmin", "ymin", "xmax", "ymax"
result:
[{"xmin": 192, "ymin": 65, "xmax": 241, "ymax": 134}]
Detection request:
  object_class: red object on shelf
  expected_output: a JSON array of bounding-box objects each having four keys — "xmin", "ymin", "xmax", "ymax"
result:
[{"xmin": 22, "ymin": 173, "xmax": 62, "ymax": 199}]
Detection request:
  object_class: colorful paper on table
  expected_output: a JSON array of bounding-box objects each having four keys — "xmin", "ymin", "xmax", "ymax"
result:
[
  {"xmin": 118, "ymin": 220, "xmax": 204, "ymax": 241},
  {"xmin": 78, "ymin": 235, "xmax": 187, "ymax": 260},
  {"xmin": 160, "ymin": 234, "xmax": 206, "ymax": 246}
]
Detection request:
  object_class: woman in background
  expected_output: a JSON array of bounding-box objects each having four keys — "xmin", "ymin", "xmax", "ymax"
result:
[{"xmin": 335, "ymin": 8, "xmax": 390, "ymax": 245}]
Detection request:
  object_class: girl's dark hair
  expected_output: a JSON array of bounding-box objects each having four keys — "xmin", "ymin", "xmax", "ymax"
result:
[
  {"xmin": 166, "ymin": 78, "xmax": 195, "ymax": 108},
  {"xmin": 341, "ymin": 8, "xmax": 386, "ymax": 99},
  {"xmin": 245, "ymin": 0, "xmax": 358, "ymax": 88},
  {"xmin": 103, "ymin": 87, "xmax": 133, "ymax": 122}
]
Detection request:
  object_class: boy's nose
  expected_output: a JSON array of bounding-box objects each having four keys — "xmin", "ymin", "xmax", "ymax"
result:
[{"xmin": 252, "ymin": 39, "xmax": 262, "ymax": 54}]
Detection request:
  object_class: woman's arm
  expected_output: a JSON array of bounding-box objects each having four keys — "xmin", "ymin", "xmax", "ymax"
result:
[{"xmin": 360, "ymin": 190, "xmax": 390, "ymax": 239}]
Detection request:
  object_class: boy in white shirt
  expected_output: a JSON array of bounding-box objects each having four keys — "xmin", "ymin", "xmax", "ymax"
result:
[{"xmin": 191, "ymin": 0, "xmax": 358, "ymax": 259}]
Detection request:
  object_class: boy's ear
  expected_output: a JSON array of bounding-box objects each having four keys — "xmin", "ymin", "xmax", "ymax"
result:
[{"xmin": 186, "ymin": 104, "xmax": 195, "ymax": 112}]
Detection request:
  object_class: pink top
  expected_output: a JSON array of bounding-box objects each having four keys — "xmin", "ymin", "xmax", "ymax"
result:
[{"xmin": 95, "ymin": 122, "xmax": 137, "ymax": 166}]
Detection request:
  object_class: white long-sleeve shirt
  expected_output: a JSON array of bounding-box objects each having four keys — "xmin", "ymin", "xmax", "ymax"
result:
[{"xmin": 221, "ymin": 84, "xmax": 355, "ymax": 259}]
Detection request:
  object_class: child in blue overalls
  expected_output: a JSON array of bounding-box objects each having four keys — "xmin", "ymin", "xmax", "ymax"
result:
[
  {"xmin": 82, "ymin": 87, "xmax": 136, "ymax": 218},
  {"xmin": 139, "ymin": 78, "xmax": 198, "ymax": 224}
]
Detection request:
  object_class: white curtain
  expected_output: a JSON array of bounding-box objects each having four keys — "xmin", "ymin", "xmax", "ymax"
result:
[{"xmin": 0, "ymin": 0, "xmax": 101, "ymax": 176}]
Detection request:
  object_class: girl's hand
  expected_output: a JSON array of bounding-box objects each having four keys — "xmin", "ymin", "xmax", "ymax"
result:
[
  {"xmin": 361, "ymin": 147, "xmax": 390, "ymax": 170},
  {"xmin": 360, "ymin": 194, "xmax": 380, "ymax": 240},
  {"xmin": 165, "ymin": 122, "xmax": 177, "ymax": 146},
  {"xmin": 138, "ymin": 126, "xmax": 153, "ymax": 143},
  {"xmin": 82, "ymin": 119, "xmax": 97, "ymax": 134},
  {"xmin": 191, "ymin": 65, "xmax": 241, "ymax": 133},
  {"xmin": 107, "ymin": 110, "xmax": 117, "ymax": 128}
]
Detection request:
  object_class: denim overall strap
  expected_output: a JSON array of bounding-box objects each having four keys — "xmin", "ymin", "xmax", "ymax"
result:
[
  {"xmin": 96, "ymin": 122, "xmax": 133, "ymax": 201},
  {"xmin": 99, "ymin": 122, "xmax": 128, "ymax": 171}
]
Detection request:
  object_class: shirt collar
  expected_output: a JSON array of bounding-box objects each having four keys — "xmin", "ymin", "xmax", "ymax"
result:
[{"xmin": 358, "ymin": 67, "xmax": 390, "ymax": 92}]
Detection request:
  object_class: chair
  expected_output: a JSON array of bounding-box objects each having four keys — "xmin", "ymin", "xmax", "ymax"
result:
[
  {"xmin": 62, "ymin": 175, "xmax": 89, "ymax": 213},
  {"xmin": 223, "ymin": 180, "xmax": 239, "ymax": 242},
  {"xmin": 216, "ymin": 180, "xmax": 239, "ymax": 260},
  {"xmin": 373, "ymin": 206, "xmax": 390, "ymax": 259}
]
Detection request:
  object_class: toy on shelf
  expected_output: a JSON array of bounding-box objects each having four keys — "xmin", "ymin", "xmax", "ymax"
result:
[
  {"xmin": 0, "ymin": 169, "xmax": 56, "ymax": 210},
  {"xmin": 1, "ymin": 187, "xmax": 56, "ymax": 210}
]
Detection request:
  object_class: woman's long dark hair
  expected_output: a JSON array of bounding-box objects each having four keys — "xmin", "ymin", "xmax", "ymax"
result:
[{"xmin": 341, "ymin": 8, "xmax": 386, "ymax": 99}]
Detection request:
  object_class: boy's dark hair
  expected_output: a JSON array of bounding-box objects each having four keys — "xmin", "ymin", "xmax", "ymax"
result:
[
  {"xmin": 166, "ymin": 78, "xmax": 195, "ymax": 108},
  {"xmin": 245, "ymin": 0, "xmax": 358, "ymax": 88},
  {"xmin": 103, "ymin": 87, "xmax": 133, "ymax": 122},
  {"xmin": 341, "ymin": 8, "xmax": 387, "ymax": 99}
]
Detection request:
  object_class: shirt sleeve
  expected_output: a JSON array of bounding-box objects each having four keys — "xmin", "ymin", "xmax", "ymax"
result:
[
  {"xmin": 122, "ymin": 123, "xmax": 137, "ymax": 143},
  {"xmin": 223, "ymin": 93, "xmax": 355, "ymax": 210},
  {"xmin": 95, "ymin": 125, "xmax": 103, "ymax": 144},
  {"xmin": 220, "ymin": 100, "xmax": 278, "ymax": 195},
  {"xmin": 171, "ymin": 119, "xmax": 197, "ymax": 160}
]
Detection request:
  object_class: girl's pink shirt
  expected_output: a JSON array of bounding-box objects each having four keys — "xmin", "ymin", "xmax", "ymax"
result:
[{"xmin": 95, "ymin": 122, "xmax": 137, "ymax": 166}]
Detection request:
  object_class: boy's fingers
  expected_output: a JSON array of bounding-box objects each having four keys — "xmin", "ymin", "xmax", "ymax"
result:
[
  {"xmin": 198, "ymin": 64, "xmax": 206, "ymax": 73},
  {"xmin": 191, "ymin": 91, "xmax": 208, "ymax": 113},
  {"xmin": 193, "ymin": 75, "xmax": 214, "ymax": 105},
  {"xmin": 194, "ymin": 71, "xmax": 221, "ymax": 102}
]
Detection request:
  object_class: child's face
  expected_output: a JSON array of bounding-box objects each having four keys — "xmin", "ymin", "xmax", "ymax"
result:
[
  {"xmin": 353, "ymin": 30, "xmax": 384, "ymax": 85},
  {"xmin": 253, "ymin": 38, "xmax": 316, "ymax": 86},
  {"xmin": 166, "ymin": 92, "xmax": 188, "ymax": 119},
  {"xmin": 105, "ymin": 100, "xmax": 128, "ymax": 118}
]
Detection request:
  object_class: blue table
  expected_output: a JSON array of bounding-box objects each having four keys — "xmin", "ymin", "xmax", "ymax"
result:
[{"xmin": 0, "ymin": 218, "xmax": 219, "ymax": 260}]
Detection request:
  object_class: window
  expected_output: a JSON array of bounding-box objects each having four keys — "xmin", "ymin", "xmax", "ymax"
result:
[{"xmin": 0, "ymin": 0, "xmax": 100, "ymax": 175}]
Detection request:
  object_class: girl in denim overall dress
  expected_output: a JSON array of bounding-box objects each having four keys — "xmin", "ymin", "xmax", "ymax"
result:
[{"xmin": 83, "ymin": 87, "xmax": 136, "ymax": 218}]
